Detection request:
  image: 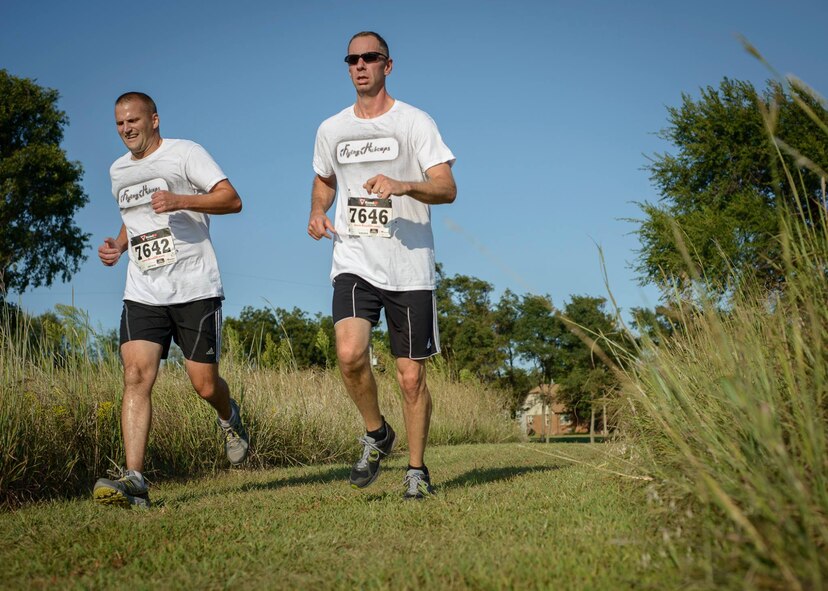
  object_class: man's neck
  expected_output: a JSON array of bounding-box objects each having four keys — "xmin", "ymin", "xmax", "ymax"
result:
[
  {"xmin": 353, "ymin": 90, "xmax": 394, "ymax": 119},
  {"xmin": 131, "ymin": 136, "xmax": 163, "ymax": 160}
]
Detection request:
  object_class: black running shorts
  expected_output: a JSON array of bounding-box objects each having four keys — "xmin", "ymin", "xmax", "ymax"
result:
[
  {"xmin": 332, "ymin": 273, "xmax": 440, "ymax": 360},
  {"xmin": 119, "ymin": 298, "xmax": 223, "ymax": 363}
]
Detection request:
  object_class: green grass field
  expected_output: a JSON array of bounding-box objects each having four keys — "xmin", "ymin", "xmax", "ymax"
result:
[{"xmin": 0, "ymin": 443, "xmax": 683, "ymax": 590}]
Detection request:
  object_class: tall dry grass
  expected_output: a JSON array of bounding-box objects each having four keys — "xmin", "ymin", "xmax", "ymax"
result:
[
  {"xmin": 0, "ymin": 315, "xmax": 518, "ymax": 509},
  {"xmin": 622, "ymin": 70, "xmax": 828, "ymax": 589}
]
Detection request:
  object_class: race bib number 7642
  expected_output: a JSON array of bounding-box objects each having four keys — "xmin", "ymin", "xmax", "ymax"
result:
[{"xmin": 130, "ymin": 227, "xmax": 177, "ymax": 272}]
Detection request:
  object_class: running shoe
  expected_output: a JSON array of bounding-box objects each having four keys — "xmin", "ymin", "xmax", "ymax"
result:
[
  {"xmin": 219, "ymin": 398, "xmax": 249, "ymax": 466},
  {"xmin": 349, "ymin": 422, "xmax": 396, "ymax": 488},
  {"xmin": 93, "ymin": 468, "xmax": 150, "ymax": 508},
  {"xmin": 403, "ymin": 468, "xmax": 435, "ymax": 500}
]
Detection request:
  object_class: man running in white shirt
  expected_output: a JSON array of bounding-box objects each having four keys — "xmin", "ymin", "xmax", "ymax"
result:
[
  {"xmin": 308, "ymin": 32, "xmax": 457, "ymax": 499},
  {"xmin": 94, "ymin": 92, "xmax": 248, "ymax": 508}
]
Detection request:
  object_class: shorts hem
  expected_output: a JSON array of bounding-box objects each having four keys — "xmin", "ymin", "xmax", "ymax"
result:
[
  {"xmin": 333, "ymin": 316, "xmax": 378, "ymax": 328},
  {"xmin": 395, "ymin": 346, "xmax": 441, "ymax": 361}
]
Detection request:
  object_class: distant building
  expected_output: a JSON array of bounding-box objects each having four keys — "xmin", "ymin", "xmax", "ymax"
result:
[{"xmin": 517, "ymin": 384, "xmax": 580, "ymax": 436}]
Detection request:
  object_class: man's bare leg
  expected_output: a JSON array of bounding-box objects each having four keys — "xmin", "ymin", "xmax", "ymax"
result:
[
  {"xmin": 186, "ymin": 358, "xmax": 248, "ymax": 465},
  {"xmin": 185, "ymin": 360, "xmax": 232, "ymax": 420},
  {"xmin": 335, "ymin": 317, "xmax": 382, "ymax": 431},
  {"xmin": 120, "ymin": 340, "xmax": 162, "ymax": 472},
  {"xmin": 337, "ymin": 317, "xmax": 397, "ymax": 488},
  {"xmin": 396, "ymin": 357, "xmax": 431, "ymax": 468}
]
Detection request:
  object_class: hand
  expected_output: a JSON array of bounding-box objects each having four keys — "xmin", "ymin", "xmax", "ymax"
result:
[
  {"xmin": 150, "ymin": 190, "xmax": 181, "ymax": 213},
  {"xmin": 363, "ymin": 174, "xmax": 407, "ymax": 199},
  {"xmin": 308, "ymin": 212, "xmax": 337, "ymax": 240},
  {"xmin": 98, "ymin": 237, "xmax": 123, "ymax": 266}
]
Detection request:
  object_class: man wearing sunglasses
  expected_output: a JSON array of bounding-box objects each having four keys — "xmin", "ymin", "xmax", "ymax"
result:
[{"xmin": 308, "ymin": 31, "xmax": 457, "ymax": 499}]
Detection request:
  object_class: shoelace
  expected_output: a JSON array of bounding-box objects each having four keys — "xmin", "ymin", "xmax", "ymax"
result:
[
  {"xmin": 104, "ymin": 460, "xmax": 146, "ymax": 492},
  {"xmin": 222, "ymin": 425, "xmax": 239, "ymax": 442},
  {"xmin": 355, "ymin": 436, "xmax": 384, "ymax": 469},
  {"xmin": 105, "ymin": 459, "xmax": 126, "ymax": 480},
  {"xmin": 404, "ymin": 472, "xmax": 426, "ymax": 495},
  {"xmin": 220, "ymin": 420, "xmax": 244, "ymax": 444}
]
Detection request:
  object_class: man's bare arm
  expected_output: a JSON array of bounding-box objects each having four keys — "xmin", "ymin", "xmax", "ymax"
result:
[
  {"xmin": 308, "ymin": 174, "xmax": 338, "ymax": 240},
  {"xmin": 362, "ymin": 162, "xmax": 456, "ymax": 205},
  {"xmin": 149, "ymin": 179, "xmax": 242, "ymax": 215},
  {"xmin": 98, "ymin": 224, "xmax": 128, "ymax": 266}
]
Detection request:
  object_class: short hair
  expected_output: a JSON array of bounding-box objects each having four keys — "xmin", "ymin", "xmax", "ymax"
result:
[
  {"xmin": 115, "ymin": 92, "xmax": 157, "ymax": 115},
  {"xmin": 348, "ymin": 31, "xmax": 389, "ymax": 57}
]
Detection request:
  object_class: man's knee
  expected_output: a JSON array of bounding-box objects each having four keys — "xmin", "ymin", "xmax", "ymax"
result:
[
  {"xmin": 334, "ymin": 318, "xmax": 372, "ymax": 375},
  {"xmin": 122, "ymin": 362, "xmax": 156, "ymax": 391},
  {"xmin": 337, "ymin": 342, "xmax": 369, "ymax": 374},
  {"xmin": 188, "ymin": 365, "xmax": 223, "ymax": 399},
  {"xmin": 120, "ymin": 341, "xmax": 162, "ymax": 391},
  {"xmin": 396, "ymin": 364, "xmax": 426, "ymax": 400}
]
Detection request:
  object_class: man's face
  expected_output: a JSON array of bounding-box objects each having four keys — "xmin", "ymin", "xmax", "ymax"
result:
[
  {"xmin": 115, "ymin": 100, "xmax": 159, "ymax": 157},
  {"xmin": 347, "ymin": 35, "xmax": 392, "ymax": 94}
]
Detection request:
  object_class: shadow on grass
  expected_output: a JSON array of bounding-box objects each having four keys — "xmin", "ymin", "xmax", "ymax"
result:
[
  {"xmin": 239, "ymin": 466, "xmax": 351, "ymax": 491},
  {"xmin": 528, "ymin": 435, "xmax": 608, "ymax": 444},
  {"xmin": 440, "ymin": 464, "xmax": 563, "ymax": 491},
  {"xmin": 12, "ymin": 464, "xmax": 564, "ymax": 510},
  {"xmin": 353, "ymin": 465, "xmax": 567, "ymax": 502},
  {"xmin": 160, "ymin": 465, "xmax": 350, "ymax": 505}
]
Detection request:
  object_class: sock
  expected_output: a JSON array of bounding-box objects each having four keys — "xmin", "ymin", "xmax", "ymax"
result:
[
  {"xmin": 367, "ymin": 420, "xmax": 387, "ymax": 441},
  {"xmin": 218, "ymin": 404, "xmax": 237, "ymax": 428},
  {"xmin": 407, "ymin": 464, "xmax": 429, "ymax": 477},
  {"xmin": 125, "ymin": 469, "xmax": 144, "ymax": 483}
]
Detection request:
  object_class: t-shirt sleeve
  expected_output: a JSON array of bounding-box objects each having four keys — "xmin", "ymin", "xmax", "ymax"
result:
[
  {"xmin": 110, "ymin": 162, "xmax": 119, "ymax": 198},
  {"xmin": 412, "ymin": 112, "xmax": 456, "ymax": 173},
  {"xmin": 313, "ymin": 124, "xmax": 334, "ymax": 178},
  {"xmin": 184, "ymin": 143, "xmax": 228, "ymax": 192}
]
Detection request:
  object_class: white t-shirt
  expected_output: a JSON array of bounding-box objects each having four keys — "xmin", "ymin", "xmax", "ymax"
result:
[
  {"xmin": 110, "ymin": 138, "xmax": 227, "ymax": 305},
  {"xmin": 313, "ymin": 100, "xmax": 455, "ymax": 291}
]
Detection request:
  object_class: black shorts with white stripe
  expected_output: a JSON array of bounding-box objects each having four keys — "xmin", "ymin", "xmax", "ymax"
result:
[
  {"xmin": 332, "ymin": 273, "xmax": 440, "ymax": 360},
  {"xmin": 119, "ymin": 297, "xmax": 223, "ymax": 363}
]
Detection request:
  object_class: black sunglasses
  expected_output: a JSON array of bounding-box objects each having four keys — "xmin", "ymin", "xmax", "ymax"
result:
[{"xmin": 344, "ymin": 52, "xmax": 388, "ymax": 66}]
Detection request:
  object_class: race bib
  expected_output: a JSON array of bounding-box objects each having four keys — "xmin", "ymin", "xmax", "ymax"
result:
[
  {"xmin": 130, "ymin": 227, "xmax": 177, "ymax": 271},
  {"xmin": 347, "ymin": 197, "xmax": 392, "ymax": 238}
]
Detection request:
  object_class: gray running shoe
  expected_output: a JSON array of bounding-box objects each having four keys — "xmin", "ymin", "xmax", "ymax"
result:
[
  {"xmin": 403, "ymin": 469, "xmax": 435, "ymax": 500},
  {"xmin": 219, "ymin": 398, "xmax": 249, "ymax": 466},
  {"xmin": 349, "ymin": 422, "xmax": 396, "ymax": 488},
  {"xmin": 93, "ymin": 468, "xmax": 150, "ymax": 508}
]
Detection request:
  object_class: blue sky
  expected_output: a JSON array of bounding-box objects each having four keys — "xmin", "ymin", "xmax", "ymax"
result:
[{"xmin": 3, "ymin": 0, "xmax": 827, "ymax": 330}]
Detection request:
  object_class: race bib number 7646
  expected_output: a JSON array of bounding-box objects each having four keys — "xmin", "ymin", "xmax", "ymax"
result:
[{"xmin": 347, "ymin": 197, "xmax": 392, "ymax": 238}]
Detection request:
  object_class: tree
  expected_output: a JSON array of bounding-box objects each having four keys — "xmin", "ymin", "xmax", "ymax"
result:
[
  {"xmin": 223, "ymin": 305, "xmax": 335, "ymax": 369},
  {"xmin": 513, "ymin": 294, "xmax": 566, "ymax": 385},
  {"xmin": 276, "ymin": 307, "xmax": 334, "ymax": 369},
  {"xmin": 629, "ymin": 306, "xmax": 676, "ymax": 347},
  {"xmin": 634, "ymin": 77, "xmax": 828, "ymax": 297},
  {"xmin": 554, "ymin": 295, "xmax": 621, "ymax": 426},
  {"xmin": 0, "ymin": 70, "xmax": 89, "ymax": 294},
  {"xmin": 493, "ymin": 289, "xmax": 534, "ymax": 410},
  {"xmin": 223, "ymin": 305, "xmax": 279, "ymax": 362},
  {"xmin": 435, "ymin": 265, "xmax": 503, "ymax": 381},
  {"xmin": 1, "ymin": 300, "xmax": 118, "ymax": 365}
]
